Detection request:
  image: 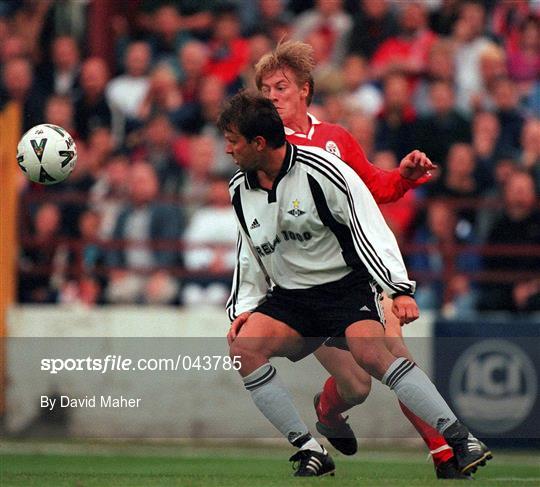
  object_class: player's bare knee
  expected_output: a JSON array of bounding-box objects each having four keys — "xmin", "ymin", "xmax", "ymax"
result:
[
  {"xmin": 352, "ymin": 348, "xmax": 388, "ymax": 379},
  {"xmin": 229, "ymin": 340, "xmax": 271, "ymax": 371}
]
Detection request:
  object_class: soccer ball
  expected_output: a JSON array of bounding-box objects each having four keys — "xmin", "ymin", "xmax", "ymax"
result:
[{"xmin": 16, "ymin": 124, "xmax": 77, "ymax": 185}]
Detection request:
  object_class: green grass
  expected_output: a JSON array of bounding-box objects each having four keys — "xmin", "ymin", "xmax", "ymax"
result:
[{"xmin": 1, "ymin": 441, "xmax": 539, "ymax": 486}]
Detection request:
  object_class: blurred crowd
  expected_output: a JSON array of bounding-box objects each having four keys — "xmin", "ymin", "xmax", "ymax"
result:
[{"xmin": 1, "ymin": 0, "xmax": 539, "ymax": 314}]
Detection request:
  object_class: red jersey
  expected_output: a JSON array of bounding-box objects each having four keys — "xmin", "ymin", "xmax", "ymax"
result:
[{"xmin": 285, "ymin": 114, "xmax": 424, "ymax": 204}]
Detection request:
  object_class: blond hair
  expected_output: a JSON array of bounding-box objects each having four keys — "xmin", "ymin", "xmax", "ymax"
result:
[{"xmin": 254, "ymin": 40, "xmax": 316, "ymax": 105}]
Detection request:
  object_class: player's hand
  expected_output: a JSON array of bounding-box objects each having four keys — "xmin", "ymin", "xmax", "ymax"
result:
[
  {"xmin": 399, "ymin": 150, "xmax": 437, "ymax": 181},
  {"xmin": 227, "ymin": 312, "xmax": 252, "ymax": 345},
  {"xmin": 391, "ymin": 295, "xmax": 419, "ymax": 325}
]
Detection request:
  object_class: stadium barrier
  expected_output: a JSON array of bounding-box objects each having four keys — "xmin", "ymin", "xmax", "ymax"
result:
[
  {"xmin": 5, "ymin": 305, "xmax": 433, "ymax": 442},
  {"xmin": 6, "ymin": 307, "xmax": 539, "ymax": 448}
]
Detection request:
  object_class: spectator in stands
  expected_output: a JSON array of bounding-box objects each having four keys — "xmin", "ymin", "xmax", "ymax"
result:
[
  {"xmin": 319, "ymin": 92, "xmax": 347, "ymax": 126},
  {"xmin": 293, "ymin": 0, "xmax": 352, "ymax": 67},
  {"xmin": 303, "ymin": 28, "xmax": 342, "ymax": 95},
  {"xmin": 506, "ymin": 15, "xmax": 540, "ymax": 97},
  {"xmin": 452, "ymin": 0, "xmax": 492, "ymax": 113},
  {"xmin": 375, "ymin": 71, "xmax": 417, "ymax": 159},
  {"xmin": 176, "ymin": 40, "xmax": 209, "ymax": 103},
  {"xmin": 412, "ymin": 39, "xmax": 456, "ymax": 116},
  {"xmin": 90, "ymin": 151, "xmax": 131, "ymax": 240},
  {"xmin": 36, "ymin": 35, "xmax": 81, "ymax": 98},
  {"xmin": 106, "ymin": 41, "xmax": 151, "ymax": 123},
  {"xmin": 131, "ymin": 114, "xmax": 185, "ymax": 197},
  {"xmin": 148, "ymin": 4, "xmax": 191, "ymax": 66},
  {"xmin": 44, "ymin": 94, "xmax": 77, "ymax": 138},
  {"xmin": 346, "ymin": 111, "xmax": 376, "ymax": 159},
  {"xmin": 52, "ymin": 126, "xmax": 113, "ymax": 238},
  {"xmin": 478, "ymin": 170, "xmax": 540, "ymax": 312},
  {"xmin": 1, "ymin": 57, "xmax": 44, "ymax": 130},
  {"xmin": 137, "ymin": 64, "xmax": 183, "ymax": 123},
  {"xmin": 519, "ymin": 118, "xmax": 540, "ymax": 192},
  {"xmin": 43, "ymin": 93, "xmax": 85, "ymax": 169},
  {"xmin": 429, "ymin": 0, "xmax": 460, "ymax": 36},
  {"xmin": 105, "ymin": 161, "xmax": 183, "ymax": 304},
  {"xmin": 239, "ymin": 32, "xmax": 274, "ymax": 92},
  {"xmin": 182, "ymin": 176, "xmax": 236, "ymax": 305},
  {"xmin": 476, "ymin": 157, "xmax": 518, "ymax": 242},
  {"xmin": 471, "ymin": 110, "xmax": 506, "ymax": 191},
  {"xmin": 370, "ymin": 2, "xmax": 437, "ymax": 84},
  {"xmin": 74, "ymin": 57, "xmax": 112, "ymax": 141},
  {"xmin": 426, "ymin": 142, "xmax": 480, "ymax": 235},
  {"xmin": 59, "ymin": 209, "xmax": 107, "ymax": 306},
  {"xmin": 0, "ymin": 33, "xmax": 29, "ymax": 63},
  {"xmin": 471, "ymin": 42, "xmax": 508, "ymax": 111},
  {"xmin": 409, "ymin": 199, "xmax": 480, "ymax": 316},
  {"xmin": 77, "ymin": 209, "xmax": 106, "ymax": 275},
  {"xmin": 181, "ymin": 134, "xmax": 219, "ymax": 211},
  {"xmin": 204, "ymin": 2, "xmax": 249, "ymax": 92},
  {"xmin": 341, "ymin": 53, "xmax": 383, "ymax": 116},
  {"xmin": 174, "ymin": 75, "xmax": 227, "ymax": 154},
  {"xmin": 79, "ymin": 127, "xmax": 114, "ymax": 184},
  {"xmin": 492, "ymin": 76, "xmax": 525, "ymax": 152},
  {"xmin": 347, "ymin": 0, "xmax": 398, "ymax": 60},
  {"xmin": 18, "ymin": 203, "xmax": 65, "ymax": 303},
  {"xmin": 240, "ymin": 0, "xmax": 292, "ymax": 37},
  {"xmin": 414, "ymin": 79, "xmax": 471, "ymax": 167}
]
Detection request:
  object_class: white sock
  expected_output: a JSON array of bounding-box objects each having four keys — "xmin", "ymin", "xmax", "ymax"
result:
[
  {"xmin": 243, "ymin": 363, "xmax": 322, "ymax": 447},
  {"xmin": 383, "ymin": 358, "xmax": 457, "ymax": 433}
]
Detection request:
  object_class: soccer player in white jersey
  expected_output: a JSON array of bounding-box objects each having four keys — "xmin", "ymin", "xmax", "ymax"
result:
[
  {"xmin": 220, "ymin": 91, "xmax": 491, "ymax": 477},
  {"xmin": 253, "ymin": 40, "xmax": 469, "ymax": 479}
]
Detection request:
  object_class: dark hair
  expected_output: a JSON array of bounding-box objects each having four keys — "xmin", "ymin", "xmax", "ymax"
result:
[{"xmin": 217, "ymin": 91, "xmax": 285, "ymax": 148}]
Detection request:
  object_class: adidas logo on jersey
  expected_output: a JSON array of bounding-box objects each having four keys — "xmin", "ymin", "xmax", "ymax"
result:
[
  {"xmin": 250, "ymin": 218, "xmax": 260, "ymax": 229},
  {"xmin": 360, "ymin": 305, "xmax": 371, "ymax": 311}
]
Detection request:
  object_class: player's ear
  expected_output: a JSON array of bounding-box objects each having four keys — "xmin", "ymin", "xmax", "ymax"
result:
[
  {"xmin": 300, "ymin": 81, "xmax": 310, "ymax": 101},
  {"xmin": 253, "ymin": 136, "xmax": 267, "ymax": 152}
]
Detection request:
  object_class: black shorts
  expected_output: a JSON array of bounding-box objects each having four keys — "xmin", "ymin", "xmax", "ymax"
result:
[{"xmin": 254, "ymin": 271, "xmax": 384, "ymax": 360}]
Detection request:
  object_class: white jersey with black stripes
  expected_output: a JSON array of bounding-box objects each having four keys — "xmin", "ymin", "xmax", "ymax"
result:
[{"xmin": 226, "ymin": 142, "xmax": 415, "ymax": 321}]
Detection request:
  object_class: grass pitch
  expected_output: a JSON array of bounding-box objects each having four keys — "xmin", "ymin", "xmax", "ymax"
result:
[{"xmin": 1, "ymin": 440, "xmax": 539, "ymax": 486}]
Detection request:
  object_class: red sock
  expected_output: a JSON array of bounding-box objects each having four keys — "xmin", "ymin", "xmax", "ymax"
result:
[
  {"xmin": 317, "ymin": 377, "xmax": 354, "ymax": 425},
  {"xmin": 399, "ymin": 401, "xmax": 453, "ymax": 466}
]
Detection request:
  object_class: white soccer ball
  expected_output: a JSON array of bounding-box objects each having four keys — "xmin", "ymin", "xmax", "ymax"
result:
[{"xmin": 16, "ymin": 124, "xmax": 77, "ymax": 185}]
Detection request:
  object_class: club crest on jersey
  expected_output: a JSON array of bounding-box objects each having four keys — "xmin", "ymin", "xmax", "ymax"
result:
[
  {"xmin": 287, "ymin": 199, "xmax": 305, "ymax": 217},
  {"xmin": 325, "ymin": 140, "xmax": 341, "ymax": 157}
]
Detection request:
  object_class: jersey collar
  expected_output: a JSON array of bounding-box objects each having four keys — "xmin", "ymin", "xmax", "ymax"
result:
[
  {"xmin": 284, "ymin": 113, "xmax": 321, "ymax": 140},
  {"xmin": 245, "ymin": 142, "xmax": 297, "ymax": 191}
]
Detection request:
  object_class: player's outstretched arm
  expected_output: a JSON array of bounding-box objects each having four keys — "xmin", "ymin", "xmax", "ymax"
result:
[
  {"xmin": 338, "ymin": 129, "xmax": 432, "ymax": 204},
  {"xmin": 399, "ymin": 150, "xmax": 437, "ymax": 181}
]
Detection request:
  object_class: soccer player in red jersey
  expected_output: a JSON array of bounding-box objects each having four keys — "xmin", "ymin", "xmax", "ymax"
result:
[{"xmin": 252, "ymin": 40, "xmax": 464, "ymax": 479}]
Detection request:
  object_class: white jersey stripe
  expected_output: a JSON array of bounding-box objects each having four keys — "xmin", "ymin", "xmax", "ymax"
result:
[
  {"xmin": 226, "ymin": 143, "xmax": 415, "ymax": 319},
  {"xmin": 300, "ymin": 149, "xmax": 412, "ymax": 293}
]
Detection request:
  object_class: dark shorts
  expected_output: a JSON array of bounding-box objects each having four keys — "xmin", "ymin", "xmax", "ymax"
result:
[{"xmin": 253, "ymin": 271, "xmax": 384, "ymax": 360}]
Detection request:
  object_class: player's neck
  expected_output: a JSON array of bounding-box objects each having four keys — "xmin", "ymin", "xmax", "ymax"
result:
[
  {"xmin": 285, "ymin": 112, "xmax": 311, "ymax": 135},
  {"xmin": 257, "ymin": 145, "xmax": 287, "ymax": 189}
]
